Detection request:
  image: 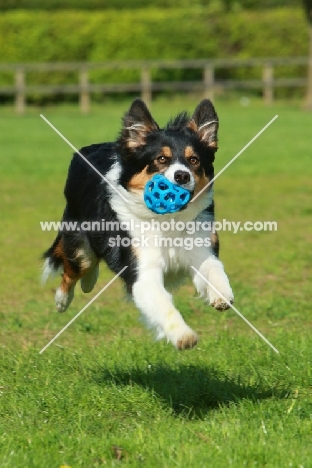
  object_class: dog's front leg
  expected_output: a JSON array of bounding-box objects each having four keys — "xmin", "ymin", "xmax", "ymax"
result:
[
  {"xmin": 132, "ymin": 266, "xmax": 198, "ymax": 350},
  {"xmin": 191, "ymin": 251, "xmax": 234, "ymax": 311}
]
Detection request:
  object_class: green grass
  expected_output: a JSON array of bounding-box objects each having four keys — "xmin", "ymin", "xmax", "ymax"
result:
[{"xmin": 0, "ymin": 97, "xmax": 312, "ymax": 467}]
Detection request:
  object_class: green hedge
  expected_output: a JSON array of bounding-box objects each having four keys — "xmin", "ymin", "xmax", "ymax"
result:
[
  {"xmin": 0, "ymin": 7, "xmax": 308, "ymax": 99},
  {"xmin": 0, "ymin": 0, "xmax": 302, "ymax": 11}
]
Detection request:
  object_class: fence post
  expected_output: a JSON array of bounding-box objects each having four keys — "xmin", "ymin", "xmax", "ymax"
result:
[
  {"xmin": 203, "ymin": 65, "xmax": 215, "ymax": 101},
  {"xmin": 141, "ymin": 66, "xmax": 151, "ymax": 105},
  {"xmin": 15, "ymin": 67, "xmax": 25, "ymax": 114},
  {"xmin": 79, "ymin": 67, "xmax": 90, "ymax": 113},
  {"xmin": 304, "ymin": 24, "xmax": 312, "ymax": 110},
  {"xmin": 263, "ymin": 62, "xmax": 273, "ymax": 105}
]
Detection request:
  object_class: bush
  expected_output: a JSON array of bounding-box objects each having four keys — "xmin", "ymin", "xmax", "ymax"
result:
[
  {"xmin": 0, "ymin": 0, "xmax": 302, "ymax": 10},
  {"xmin": 0, "ymin": 7, "xmax": 308, "ymax": 100}
]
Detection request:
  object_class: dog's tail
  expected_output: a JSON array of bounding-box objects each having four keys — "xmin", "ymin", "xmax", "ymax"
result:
[{"xmin": 41, "ymin": 232, "xmax": 63, "ymax": 284}]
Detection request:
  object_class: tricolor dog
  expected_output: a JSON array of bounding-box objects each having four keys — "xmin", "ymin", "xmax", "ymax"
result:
[{"xmin": 42, "ymin": 99, "xmax": 234, "ymax": 350}]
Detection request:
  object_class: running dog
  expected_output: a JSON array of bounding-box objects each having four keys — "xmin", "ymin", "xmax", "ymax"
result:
[{"xmin": 42, "ymin": 98, "xmax": 234, "ymax": 350}]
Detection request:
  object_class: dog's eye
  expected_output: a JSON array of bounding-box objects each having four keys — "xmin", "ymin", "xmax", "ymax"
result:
[
  {"xmin": 157, "ymin": 156, "xmax": 167, "ymax": 164},
  {"xmin": 189, "ymin": 156, "xmax": 199, "ymax": 165}
]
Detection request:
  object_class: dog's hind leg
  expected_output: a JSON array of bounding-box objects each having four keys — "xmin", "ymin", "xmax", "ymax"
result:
[
  {"xmin": 44, "ymin": 232, "xmax": 98, "ymax": 312},
  {"xmin": 55, "ymin": 269, "xmax": 77, "ymax": 313},
  {"xmin": 80, "ymin": 262, "xmax": 99, "ymax": 293}
]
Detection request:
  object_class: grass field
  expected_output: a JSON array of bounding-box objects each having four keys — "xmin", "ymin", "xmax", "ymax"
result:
[{"xmin": 0, "ymin": 97, "xmax": 312, "ymax": 467}]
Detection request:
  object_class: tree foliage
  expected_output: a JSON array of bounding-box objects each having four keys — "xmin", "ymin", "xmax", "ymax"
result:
[
  {"xmin": 0, "ymin": 0, "xmax": 302, "ymax": 10},
  {"xmin": 0, "ymin": 7, "xmax": 308, "ymax": 101}
]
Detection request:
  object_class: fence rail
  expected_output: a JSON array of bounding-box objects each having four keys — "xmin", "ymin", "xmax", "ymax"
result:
[{"xmin": 0, "ymin": 57, "xmax": 309, "ymax": 113}]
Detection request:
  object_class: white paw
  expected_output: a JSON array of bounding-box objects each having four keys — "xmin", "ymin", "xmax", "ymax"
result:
[
  {"xmin": 166, "ymin": 323, "xmax": 198, "ymax": 350},
  {"xmin": 55, "ymin": 287, "xmax": 74, "ymax": 313},
  {"xmin": 175, "ymin": 330, "xmax": 199, "ymax": 350},
  {"xmin": 208, "ymin": 285, "xmax": 234, "ymax": 311},
  {"xmin": 80, "ymin": 264, "xmax": 99, "ymax": 293}
]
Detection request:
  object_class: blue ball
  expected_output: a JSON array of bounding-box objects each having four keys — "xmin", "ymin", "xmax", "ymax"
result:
[{"xmin": 144, "ymin": 174, "xmax": 191, "ymax": 215}]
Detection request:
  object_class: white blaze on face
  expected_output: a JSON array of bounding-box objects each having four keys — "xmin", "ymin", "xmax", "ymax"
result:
[{"xmin": 164, "ymin": 163, "xmax": 195, "ymax": 191}]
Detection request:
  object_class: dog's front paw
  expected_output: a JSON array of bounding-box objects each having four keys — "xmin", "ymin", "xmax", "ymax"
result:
[
  {"xmin": 55, "ymin": 287, "xmax": 74, "ymax": 313},
  {"xmin": 167, "ymin": 324, "xmax": 198, "ymax": 350},
  {"xmin": 176, "ymin": 331, "xmax": 199, "ymax": 350},
  {"xmin": 209, "ymin": 287, "xmax": 234, "ymax": 311},
  {"xmin": 210, "ymin": 297, "xmax": 233, "ymax": 311}
]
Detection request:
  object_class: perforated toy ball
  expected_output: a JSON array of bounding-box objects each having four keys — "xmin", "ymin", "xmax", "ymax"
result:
[{"xmin": 144, "ymin": 174, "xmax": 191, "ymax": 215}]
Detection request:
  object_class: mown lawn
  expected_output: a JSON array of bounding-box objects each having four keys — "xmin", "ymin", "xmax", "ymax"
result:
[{"xmin": 0, "ymin": 97, "xmax": 311, "ymax": 467}]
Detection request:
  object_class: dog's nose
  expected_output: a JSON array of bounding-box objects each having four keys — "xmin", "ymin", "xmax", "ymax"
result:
[{"xmin": 174, "ymin": 170, "xmax": 190, "ymax": 185}]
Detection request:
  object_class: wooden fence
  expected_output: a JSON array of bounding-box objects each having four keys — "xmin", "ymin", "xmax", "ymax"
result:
[{"xmin": 0, "ymin": 57, "xmax": 308, "ymax": 113}]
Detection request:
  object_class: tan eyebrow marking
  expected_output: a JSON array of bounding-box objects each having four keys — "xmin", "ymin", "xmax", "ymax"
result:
[
  {"xmin": 162, "ymin": 146, "xmax": 172, "ymax": 158},
  {"xmin": 185, "ymin": 146, "xmax": 195, "ymax": 158}
]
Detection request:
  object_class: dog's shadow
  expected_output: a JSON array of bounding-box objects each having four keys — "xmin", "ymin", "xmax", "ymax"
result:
[{"xmin": 91, "ymin": 363, "xmax": 287, "ymax": 418}]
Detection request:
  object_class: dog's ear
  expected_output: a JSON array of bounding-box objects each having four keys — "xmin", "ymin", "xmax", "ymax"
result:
[
  {"xmin": 187, "ymin": 99, "xmax": 219, "ymax": 150},
  {"xmin": 120, "ymin": 98, "xmax": 159, "ymax": 150}
]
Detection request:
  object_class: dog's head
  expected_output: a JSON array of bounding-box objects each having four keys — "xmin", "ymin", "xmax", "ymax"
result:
[{"xmin": 117, "ymin": 98, "xmax": 219, "ymax": 207}]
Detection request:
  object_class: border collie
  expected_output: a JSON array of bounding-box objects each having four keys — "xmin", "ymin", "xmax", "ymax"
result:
[{"xmin": 42, "ymin": 98, "xmax": 234, "ymax": 350}]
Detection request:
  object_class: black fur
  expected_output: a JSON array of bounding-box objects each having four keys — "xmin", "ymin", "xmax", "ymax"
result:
[{"xmin": 44, "ymin": 98, "xmax": 220, "ymax": 299}]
